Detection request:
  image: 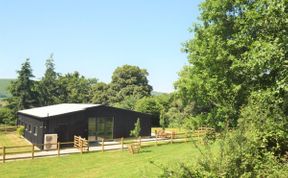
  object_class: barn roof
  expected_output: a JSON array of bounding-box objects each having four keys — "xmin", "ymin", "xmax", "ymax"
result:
[{"xmin": 18, "ymin": 103, "xmax": 101, "ymax": 118}]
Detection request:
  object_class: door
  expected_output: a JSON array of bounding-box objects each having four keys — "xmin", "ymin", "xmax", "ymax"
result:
[
  {"xmin": 96, "ymin": 117, "xmax": 114, "ymax": 140},
  {"xmin": 55, "ymin": 124, "xmax": 68, "ymax": 142},
  {"xmin": 88, "ymin": 117, "xmax": 114, "ymax": 140}
]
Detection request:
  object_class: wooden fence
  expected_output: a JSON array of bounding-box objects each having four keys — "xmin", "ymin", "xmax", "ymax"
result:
[{"xmin": 0, "ymin": 128, "xmax": 213, "ymax": 163}]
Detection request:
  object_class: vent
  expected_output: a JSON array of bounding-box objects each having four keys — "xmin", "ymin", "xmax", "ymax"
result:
[{"xmin": 44, "ymin": 134, "xmax": 58, "ymax": 150}]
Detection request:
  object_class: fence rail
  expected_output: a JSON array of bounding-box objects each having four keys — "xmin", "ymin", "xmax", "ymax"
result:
[{"xmin": 0, "ymin": 128, "xmax": 213, "ymax": 163}]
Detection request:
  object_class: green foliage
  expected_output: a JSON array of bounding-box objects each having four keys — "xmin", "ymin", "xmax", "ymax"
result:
[
  {"xmin": 159, "ymin": 110, "xmax": 168, "ymax": 130},
  {"xmin": 36, "ymin": 55, "xmax": 59, "ymax": 106},
  {"xmin": 0, "ymin": 107, "xmax": 16, "ymax": 125},
  {"xmin": 135, "ymin": 97, "xmax": 162, "ymax": 126},
  {"xmin": 91, "ymin": 82, "xmax": 110, "ymax": 105},
  {"xmin": 175, "ymin": 0, "xmax": 288, "ymax": 129},
  {"xmin": 130, "ymin": 118, "xmax": 141, "ymax": 138},
  {"xmin": 161, "ymin": 0, "xmax": 288, "ymax": 176},
  {"xmin": 56, "ymin": 72, "xmax": 96, "ymax": 103},
  {"xmin": 113, "ymin": 95, "xmax": 138, "ymax": 110},
  {"xmin": 239, "ymin": 89, "xmax": 288, "ymax": 157},
  {"xmin": 16, "ymin": 126, "xmax": 25, "ymax": 136},
  {"xmin": 9, "ymin": 59, "xmax": 38, "ymax": 110},
  {"xmin": 110, "ymin": 65, "xmax": 152, "ymax": 104},
  {"xmin": 160, "ymin": 131, "xmax": 288, "ymax": 177}
]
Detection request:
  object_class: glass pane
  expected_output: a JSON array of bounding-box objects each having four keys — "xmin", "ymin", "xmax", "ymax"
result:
[
  {"xmin": 96, "ymin": 117, "xmax": 113, "ymax": 139},
  {"xmin": 88, "ymin": 117, "xmax": 96, "ymax": 141}
]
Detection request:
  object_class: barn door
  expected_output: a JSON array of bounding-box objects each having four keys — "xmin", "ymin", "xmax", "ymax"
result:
[{"xmin": 96, "ymin": 117, "xmax": 114, "ymax": 140}]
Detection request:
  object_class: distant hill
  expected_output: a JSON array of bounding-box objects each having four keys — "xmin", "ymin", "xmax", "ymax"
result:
[
  {"xmin": 151, "ymin": 91, "xmax": 167, "ymax": 96},
  {"xmin": 0, "ymin": 79, "xmax": 14, "ymax": 99}
]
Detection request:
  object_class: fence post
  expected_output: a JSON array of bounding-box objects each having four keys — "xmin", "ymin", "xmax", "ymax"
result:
[
  {"xmin": 139, "ymin": 136, "xmax": 141, "ymax": 147},
  {"xmin": 32, "ymin": 144, "xmax": 34, "ymax": 159},
  {"xmin": 155, "ymin": 135, "xmax": 158, "ymax": 146},
  {"xmin": 80, "ymin": 140, "xmax": 83, "ymax": 154},
  {"xmin": 2, "ymin": 146, "xmax": 5, "ymax": 163},
  {"xmin": 170, "ymin": 133, "xmax": 173, "ymax": 144},
  {"xmin": 121, "ymin": 137, "xmax": 124, "ymax": 151},
  {"xmin": 102, "ymin": 138, "xmax": 104, "ymax": 152},
  {"xmin": 87, "ymin": 140, "xmax": 90, "ymax": 152},
  {"xmin": 185, "ymin": 132, "xmax": 188, "ymax": 143},
  {"xmin": 57, "ymin": 142, "xmax": 60, "ymax": 157}
]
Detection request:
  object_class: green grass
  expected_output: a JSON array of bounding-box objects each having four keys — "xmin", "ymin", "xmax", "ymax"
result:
[
  {"xmin": 0, "ymin": 79, "xmax": 14, "ymax": 99},
  {"xmin": 0, "ymin": 143, "xmax": 203, "ymax": 178},
  {"xmin": 0, "ymin": 126, "xmax": 32, "ymax": 153}
]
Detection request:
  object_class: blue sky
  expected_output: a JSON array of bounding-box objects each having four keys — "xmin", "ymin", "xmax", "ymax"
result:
[{"xmin": 0, "ymin": 0, "xmax": 202, "ymax": 92}]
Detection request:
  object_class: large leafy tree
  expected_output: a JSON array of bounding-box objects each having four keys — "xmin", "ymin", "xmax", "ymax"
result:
[
  {"xmin": 110, "ymin": 65, "xmax": 153, "ymax": 104},
  {"xmin": 9, "ymin": 59, "xmax": 38, "ymax": 110},
  {"xmin": 90, "ymin": 82, "xmax": 110, "ymax": 105},
  {"xmin": 135, "ymin": 97, "xmax": 163, "ymax": 126},
  {"xmin": 162, "ymin": 0, "xmax": 288, "ymax": 176},
  {"xmin": 176, "ymin": 0, "xmax": 288, "ymax": 128},
  {"xmin": 57, "ymin": 72, "xmax": 96, "ymax": 103}
]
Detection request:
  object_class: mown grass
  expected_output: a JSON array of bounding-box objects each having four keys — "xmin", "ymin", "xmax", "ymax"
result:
[
  {"xmin": 0, "ymin": 126, "xmax": 32, "ymax": 153},
  {"xmin": 0, "ymin": 142, "xmax": 204, "ymax": 178}
]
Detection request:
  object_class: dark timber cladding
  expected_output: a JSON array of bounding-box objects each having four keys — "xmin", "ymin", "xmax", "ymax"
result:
[{"xmin": 17, "ymin": 104, "xmax": 152, "ymax": 146}]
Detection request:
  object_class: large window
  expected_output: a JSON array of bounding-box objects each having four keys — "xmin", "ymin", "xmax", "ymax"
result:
[
  {"xmin": 96, "ymin": 117, "xmax": 113, "ymax": 140},
  {"xmin": 88, "ymin": 117, "xmax": 114, "ymax": 141}
]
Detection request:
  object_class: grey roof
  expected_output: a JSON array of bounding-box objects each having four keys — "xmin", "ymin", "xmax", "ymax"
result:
[{"xmin": 18, "ymin": 103, "xmax": 101, "ymax": 118}]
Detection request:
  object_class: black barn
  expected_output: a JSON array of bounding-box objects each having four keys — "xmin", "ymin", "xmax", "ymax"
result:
[{"xmin": 17, "ymin": 104, "xmax": 152, "ymax": 146}]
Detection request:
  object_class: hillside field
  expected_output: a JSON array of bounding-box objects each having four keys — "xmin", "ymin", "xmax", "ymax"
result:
[{"xmin": 0, "ymin": 79, "xmax": 14, "ymax": 99}]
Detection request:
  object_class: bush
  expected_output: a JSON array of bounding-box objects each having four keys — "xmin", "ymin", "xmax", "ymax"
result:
[
  {"xmin": 130, "ymin": 118, "xmax": 141, "ymax": 138},
  {"xmin": 159, "ymin": 130, "xmax": 288, "ymax": 177},
  {"xmin": 17, "ymin": 126, "xmax": 25, "ymax": 137},
  {"xmin": 0, "ymin": 107, "xmax": 16, "ymax": 125}
]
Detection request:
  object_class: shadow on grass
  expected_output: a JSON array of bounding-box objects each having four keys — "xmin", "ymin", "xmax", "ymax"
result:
[{"xmin": 140, "ymin": 150, "xmax": 152, "ymax": 154}]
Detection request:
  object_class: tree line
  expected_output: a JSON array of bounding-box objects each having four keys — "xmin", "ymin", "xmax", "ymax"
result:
[{"xmin": 0, "ymin": 56, "xmax": 188, "ymax": 128}]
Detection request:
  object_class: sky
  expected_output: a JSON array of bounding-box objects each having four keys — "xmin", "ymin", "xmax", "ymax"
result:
[{"xmin": 0, "ymin": 0, "xmax": 202, "ymax": 93}]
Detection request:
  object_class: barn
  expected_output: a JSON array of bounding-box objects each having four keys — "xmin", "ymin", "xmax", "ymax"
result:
[{"xmin": 17, "ymin": 104, "xmax": 152, "ymax": 146}]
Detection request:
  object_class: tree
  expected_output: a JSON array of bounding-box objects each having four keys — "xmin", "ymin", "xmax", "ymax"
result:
[
  {"xmin": 9, "ymin": 59, "xmax": 37, "ymax": 110},
  {"xmin": 175, "ymin": 0, "xmax": 288, "ymax": 129},
  {"xmin": 130, "ymin": 118, "xmax": 141, "ymax": 138},
  {"xmin": 159, "ymin": 110, "xmax": 168, "ymax": 130},
  {"xmin": 110, "ymin": 65, "xmax": 153, "ymax": 104},
  {"xmin": 0, "ymin": 107, "xmax": 15, "ymax": 125},
  {"xmin": 90, "ymin": 82, "xmax": 111, "ymax": 105},
  {"xmin": 113, "ymin": 95, "xmax": 138, "ymax": 110},
  {"xmin": 135, "ymin": 97, "xmax": 162, "ymax": 126},
  {"xmin": 161, "ymin": 0, "xmax": 288, "ymax": 176},
  {"xmin": 36, "ymin": 54, "xmax": 59, "ymax": 106},
  {"xmin": 57, "ymin": 72, "xmax": 96, "ymax": 103}
]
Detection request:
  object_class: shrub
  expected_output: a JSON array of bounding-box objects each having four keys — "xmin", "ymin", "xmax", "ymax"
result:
[
  {"xmin": 17, "ymin": 126, "xmax": 25, "ymax": 137},
  {"xmin": 130, "ymin": 118, "xmax": 141, "ymax": 138}
]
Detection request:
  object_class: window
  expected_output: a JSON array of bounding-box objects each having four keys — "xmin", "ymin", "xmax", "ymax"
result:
[
  {"xmin": 33, "ymin": 126, "xmax": 37, "ymax": 136},
  {"xmin": 28, "ymin": 125, "xmax": 31, "ymax": 132},
  {"xmin": 25, "ymin": 123, "xmax": 27, "ymax": 130}
]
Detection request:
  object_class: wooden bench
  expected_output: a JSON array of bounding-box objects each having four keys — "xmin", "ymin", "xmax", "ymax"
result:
[{"xmin": 128, "ymin": 143, "xmax": 141, "ymax": 154}]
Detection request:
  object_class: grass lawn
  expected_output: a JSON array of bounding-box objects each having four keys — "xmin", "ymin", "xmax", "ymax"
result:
[
  {"xmin": 0, "ymin": 142, "xmax": 203, "ymax": 178},
  {"xmin": 0, "ymin": 126, "xmax": 32, "ymax": 153}
]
